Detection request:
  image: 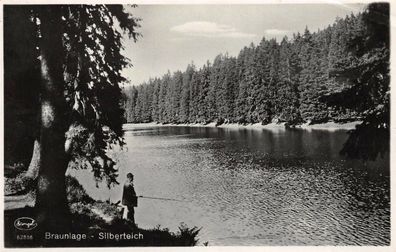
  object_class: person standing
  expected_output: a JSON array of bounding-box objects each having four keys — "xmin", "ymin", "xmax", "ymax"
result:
[{"xmin": 122, "ymin": 173, "xmax": 137, "ymax": 224}]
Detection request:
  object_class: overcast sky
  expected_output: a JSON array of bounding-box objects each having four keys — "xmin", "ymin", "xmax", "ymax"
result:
[{"xmin": 122, "ymin": 4, "xmax": 366, "ymax": 86}]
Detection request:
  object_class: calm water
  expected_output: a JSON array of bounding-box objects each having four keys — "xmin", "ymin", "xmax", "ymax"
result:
[{"xmin": 71, "ymin": 124, "xmax": 390, "ymax": 245}]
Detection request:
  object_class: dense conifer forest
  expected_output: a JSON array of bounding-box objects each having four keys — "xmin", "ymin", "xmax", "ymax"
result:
[{"xmin": 123, "ymin": 6, "xmax": 388, "ymax": 129}]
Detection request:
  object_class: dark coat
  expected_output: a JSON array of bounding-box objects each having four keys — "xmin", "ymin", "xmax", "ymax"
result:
[{"xmin": 122, "ymin": 181, "xmax": 137, "ymax": 207}]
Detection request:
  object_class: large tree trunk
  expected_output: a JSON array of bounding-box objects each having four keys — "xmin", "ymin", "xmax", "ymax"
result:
[{"xmin": 35, "ymin": 6, "xmax": 70, "ymax": 232}]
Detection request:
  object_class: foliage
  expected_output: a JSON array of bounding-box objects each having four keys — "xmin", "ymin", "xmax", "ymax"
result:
[
  {"xmin": 321, "ymin": 3, "xmax": 389, "ymax": 160},
  {"xmin": 177, "ymin": 223, "xmax": 201, "ymax": 246},
  {"xmin": 66, "ymin": 175, "xmax": 95, "ymax": 204},
  {"xmin": 60, "ymin": 5, "xmax": 140, "ymax": 184}
]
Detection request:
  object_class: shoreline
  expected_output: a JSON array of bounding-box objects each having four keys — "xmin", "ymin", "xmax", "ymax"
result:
[{"xmin": 123, "ymin": 121, "xmax": 362, "ymax": 131}]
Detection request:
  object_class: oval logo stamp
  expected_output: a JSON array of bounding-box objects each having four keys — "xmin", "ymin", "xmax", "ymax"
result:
[{"xmin": 14, "ymin": 217, "xmax": 38, "ymax": 231}]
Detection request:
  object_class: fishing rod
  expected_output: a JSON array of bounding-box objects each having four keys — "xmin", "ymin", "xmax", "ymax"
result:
[{"xmin": 138, "ymin": 195, "xmax": 189, "ymax": 202}]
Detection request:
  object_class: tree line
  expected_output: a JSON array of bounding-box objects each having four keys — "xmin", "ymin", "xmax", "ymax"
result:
[
  {"xmin": 124, "ymin": 3, "xmax": 389, "ymax": 161},
  {"xmin": 124, "ymin": 11, "xmax": 366, "ymax": 125}
]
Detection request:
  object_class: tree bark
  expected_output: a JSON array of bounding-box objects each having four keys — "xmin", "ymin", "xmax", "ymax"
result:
[
  {"xmin": 35, "ymin": 6, "xmax": 70, "ymax": 232},
  {"xmin": 25, "ymin": 139, "xmax": 40, "ymax": 180}
]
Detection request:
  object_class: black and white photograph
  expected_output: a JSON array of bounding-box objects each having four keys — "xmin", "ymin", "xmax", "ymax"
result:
[{"xmin": 2, "ymin": 0, "xmax": 392, "ymax": 249}]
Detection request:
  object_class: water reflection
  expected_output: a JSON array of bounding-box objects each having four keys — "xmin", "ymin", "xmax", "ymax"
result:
[{"xmin": 71, "ymin": 125, "xmax": 389, "ymax": 245}]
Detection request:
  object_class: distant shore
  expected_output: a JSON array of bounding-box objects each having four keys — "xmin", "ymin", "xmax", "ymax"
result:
[{"xmin": 123, "ymin": 121, "xmax": 362, "ymax": 131}]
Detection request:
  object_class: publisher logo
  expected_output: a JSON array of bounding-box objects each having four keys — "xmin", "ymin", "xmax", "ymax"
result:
[{"xmin": 14, "ymin": 217, "xmax": 38, "ymax": 231}]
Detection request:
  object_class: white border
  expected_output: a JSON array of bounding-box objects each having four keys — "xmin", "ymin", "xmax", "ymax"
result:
[{"xmin": 0, "ymin": 1, "xmax": 393, "ymax": 252}]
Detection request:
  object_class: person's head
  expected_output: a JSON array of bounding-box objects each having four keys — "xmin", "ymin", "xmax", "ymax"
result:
[{"xmin": 127, "ymin": 173, "xmax": 134, "ymax": 182}]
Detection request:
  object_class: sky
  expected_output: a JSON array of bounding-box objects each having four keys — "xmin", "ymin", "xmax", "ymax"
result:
[{"xmin": 122, "ymin": 4, "xmax": 366, "ymax": 86}]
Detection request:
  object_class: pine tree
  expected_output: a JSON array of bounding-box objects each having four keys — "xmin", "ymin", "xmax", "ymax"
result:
[
  {"xmin": 198, "ymin": 63, "xmax": 211, "ymax": 123},
  {"xmin": 277, "ymin": 37, "xmax": 302, "ymax": 124},
  {"xmin": 180, "ymin": 64, "xmax": 195, "ymax": 122}
]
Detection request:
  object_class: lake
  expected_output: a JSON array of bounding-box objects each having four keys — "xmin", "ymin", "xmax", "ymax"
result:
[{"xmin": 70, "ymin": 124, "xmax": 390, "ymax": 246}]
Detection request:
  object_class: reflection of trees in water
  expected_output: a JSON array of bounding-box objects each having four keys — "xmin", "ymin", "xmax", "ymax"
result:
[{"xmin": 194, "ymin": 127, "xmax": 390, "ymax": 238}]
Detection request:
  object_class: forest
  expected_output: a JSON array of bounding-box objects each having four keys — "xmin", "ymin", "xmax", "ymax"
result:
[{"xmin": 123, "ymin": 7, "xmax": 385, "ymax": 127}]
